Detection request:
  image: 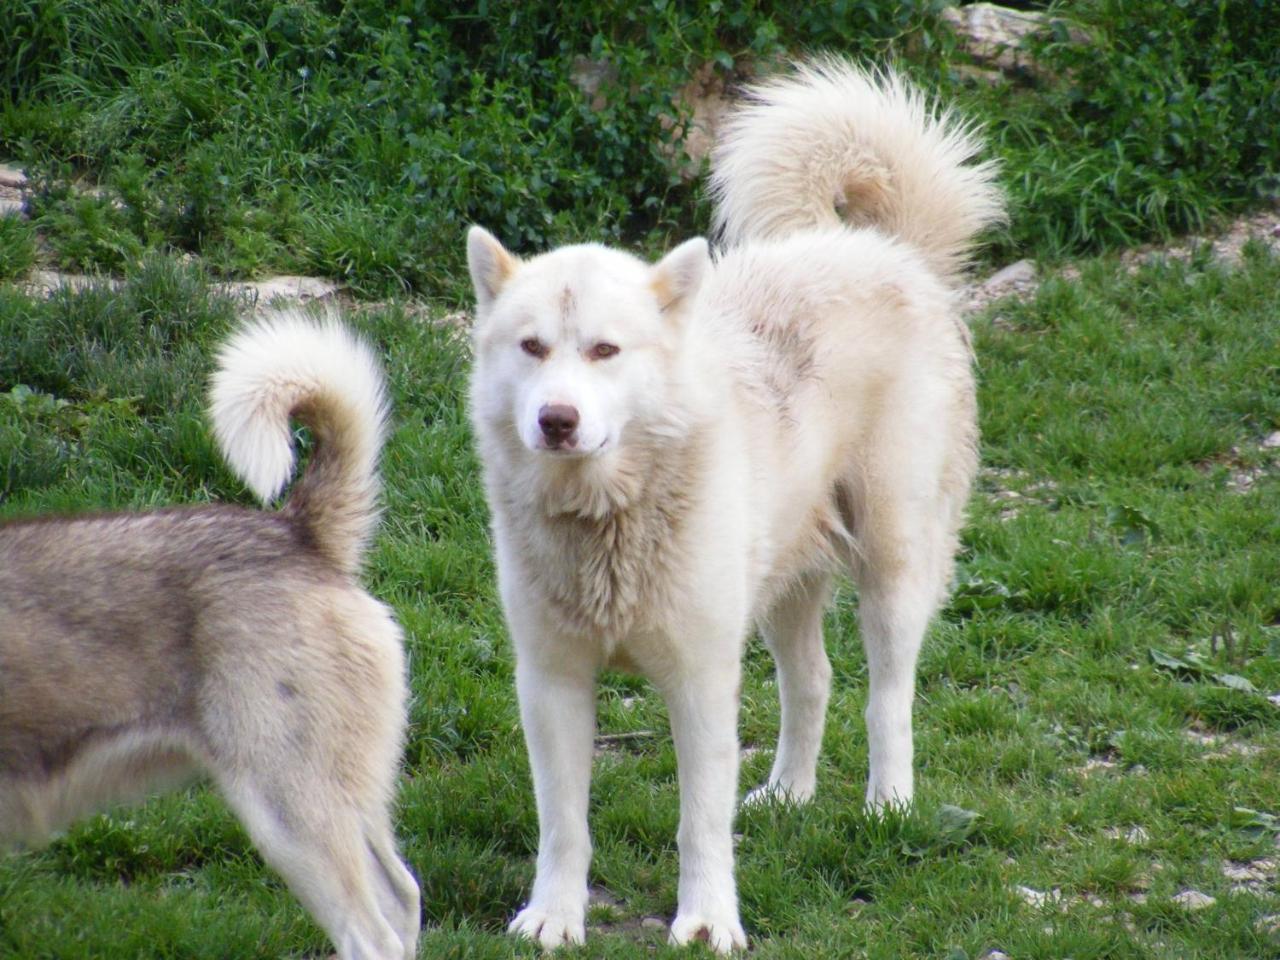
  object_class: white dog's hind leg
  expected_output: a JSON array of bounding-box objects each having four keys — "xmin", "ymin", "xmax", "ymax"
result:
[
  {"xmin": 857, "ymin": 577, "xmax": 932, "ymax": 810},
  {"xmin": 660, "ymin": 662, "xmax": 748, "ymax": 954},
  {"xmin": 854, "ymin": 507, "xmax": 951, "ymax": 810},
  {"xmin": 746, "ymin": 572, "xmax": 834, "ymax": 806},
  {"xmin": 508, "ymin": 654, "xmax": 596, "ymax": 949}
]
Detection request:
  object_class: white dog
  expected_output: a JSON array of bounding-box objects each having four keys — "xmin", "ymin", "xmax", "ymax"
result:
[{"xmin": 466, "ymin": 58, "xmax": 1004, "ymax": 953}]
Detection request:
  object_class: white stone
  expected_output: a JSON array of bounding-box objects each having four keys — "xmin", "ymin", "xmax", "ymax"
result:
[
  {"xmin": 0, "ymin": 164, "xmax": 27, "ymax": 188},
  {"xmin": 1223, "ymin": 859, "xmax": 1275, "ymax": 883},
  {"xmin": 1103, "ymin": 825, "xmax": 1150, "ymax": 844},
  {"xmin": 1016, "ymin": 885, "xmax": 1060, "ymax": 908},
  {"xmin": 1171, "ymin": 889, "xmax": 1216, "ymax": 911},
  {"xmin": 984, "ymin": 258, "xmax": 1037, "ymax": 288},
  {"xmin": 227, "ymin": 274, "xmax": 339, "ymax": 305}
]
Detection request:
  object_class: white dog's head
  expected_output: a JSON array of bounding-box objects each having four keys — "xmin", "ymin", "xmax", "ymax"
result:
[{"xmin": 466, "ymin": 226, "xmax": 709, "ymax": 461}]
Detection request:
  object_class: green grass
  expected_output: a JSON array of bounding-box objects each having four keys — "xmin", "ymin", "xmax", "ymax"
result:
[{"xmin": 2, "ymin": 244, "xmax": 1278, "ymax": 958}]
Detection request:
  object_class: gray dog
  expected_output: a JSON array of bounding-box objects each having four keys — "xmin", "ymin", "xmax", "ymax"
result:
[{"xmin": 0, "ymin": 309, "xmax": 419, "ymax": 960}]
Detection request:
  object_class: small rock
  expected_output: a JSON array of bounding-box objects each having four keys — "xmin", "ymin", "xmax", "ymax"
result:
[
  {"xmin": 1223, "ymin": 859, "xmax": 1276, "ymax": 884},
  {"xmin": 941, "ymin": 3, "xmax": 1048, "ymax": 73},
  {"xmin": 0, "ymin": 198, "xmax": 23, "ymax": 218},
  {"xmin": 1076, "ymin": 756, "xmax": 1118, "ymax": 776},
  {"xmin": 1016, "ymin": 885, "xmax": 1059, "ymax": 908},
  {"xmin": 1171, "ymin": 889, "xmax": 1216, "ymax": 912},
  {"xmin": 1184, "ymin": 730, "xmax": 1222, "ymax": 747},
  {"xmin": 640, "ymin": 917, "xmax": 667, "ymax": 931},
  {"xmin": 1103, "ymin": 825, "xmax": 1150, "ymax": 844},
  {"xmin": 984, "ymin": 258, "xmax": 1037, "ymax": 288},
  {"xmin": 238, "ymin": 275, "xmax": 339, "ymax": 303},
  {"xmin": 0, "ymin": 164, "xmax": 27, "ymax": 188},
  {"xmin": 1262, "ymin": 430, "xmax": 1280, "ymax": 450},
  {"xmin": 981, "ymin": 951, "xmax": 1011, "ymax": 960}
]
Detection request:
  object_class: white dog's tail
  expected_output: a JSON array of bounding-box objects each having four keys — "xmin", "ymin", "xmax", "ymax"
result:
[
  {"xmin": 709, "ymin": 57, "xmax": 1005, "ymax": 282},
  {"xmin": 209, "ymin": 307, "xmax": 389, "ymax": 577}
]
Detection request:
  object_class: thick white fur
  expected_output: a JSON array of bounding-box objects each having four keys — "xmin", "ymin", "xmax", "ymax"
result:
[
  {"xmin": 710, "ymin": 56, "xmax": 1005, "ymax": 282},
  {"xmin": 467, "ymin": 58, "xmax": 1003, "ymax": 953},
  {"xmin": 210, "ymin": 307, "xmax": 389, "ymax": 574}
]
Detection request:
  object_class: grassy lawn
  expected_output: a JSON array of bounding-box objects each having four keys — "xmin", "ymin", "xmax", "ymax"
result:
[
  {"xmin": 3, "ymin": 2, "xmax": 1280, "ymax": 958},
  {"xmin": 2, "ymin": 245, "xmax": 1277, "ymax": 958}
]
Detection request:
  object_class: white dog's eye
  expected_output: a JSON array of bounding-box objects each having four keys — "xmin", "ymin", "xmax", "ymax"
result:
[
  {"xmin": 587, "ymin": 342, "xmax": 620, "ymax": 361},
  {"xmin": 520, "ymin": 338, "xmax": 549, "ymax": 359}
]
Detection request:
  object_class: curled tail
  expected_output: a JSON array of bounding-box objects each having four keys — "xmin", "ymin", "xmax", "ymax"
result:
[
  {"xmin": 209, "ymin": 307, "xmax": 389, "ymax": 577},
  {"xmin": 709, "ymin": 57, "xmax": 1005, "ymax": 282}
]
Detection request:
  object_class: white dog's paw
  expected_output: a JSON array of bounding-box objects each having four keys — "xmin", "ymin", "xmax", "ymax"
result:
[
  {"xmin": 864, "ymin": 778, "xmax": 913, "ymax": 814},
  {"xmin": 508, "ymin": 904, "xmax": 586, "ymax": 950},
  {"xmin": 669, "ymin": 911, "xmax": 747, "ymax": 954},
  {"xmin": 743, "ymin": 779, "xmax": 814, "ymax": 808}
]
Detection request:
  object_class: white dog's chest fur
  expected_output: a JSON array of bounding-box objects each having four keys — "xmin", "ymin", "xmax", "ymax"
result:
[{"xmin": 494, "ymin": 437, "xmax": 708, "ymax": 649}]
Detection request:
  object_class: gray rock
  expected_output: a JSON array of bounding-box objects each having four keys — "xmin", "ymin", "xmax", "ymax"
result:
[
  {"xmin": 0, "ymin": 164, "xmax": 27, "ymax": 189},
  {"xmin": 1171, "ymin": 889, "xmax": 1216, "ymax": 911},
  {"xmin": 984, "ymin": 258, "xmax": 1037, "ymax": 289},
  {"xmin": 227, "ymin": 275, "xmax": 340, "ymax": 305}
]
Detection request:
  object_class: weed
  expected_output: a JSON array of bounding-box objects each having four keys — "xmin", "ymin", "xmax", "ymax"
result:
[{"xmin": 0, "ymin": 214, "xmax": 36, "ymax": 279}]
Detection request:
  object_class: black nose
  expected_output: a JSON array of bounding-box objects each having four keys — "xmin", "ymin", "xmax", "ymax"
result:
[{"xmin": 538, "ymin": 404, "xmax": 580, "ymax": 445}]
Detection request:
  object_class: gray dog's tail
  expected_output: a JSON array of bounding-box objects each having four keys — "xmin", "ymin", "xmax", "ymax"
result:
[
  {"xmin": 709, "ymin": 56, "xmax": 1005, "ymax": 283},
  {"xmin": 209, "ymin": 307, "xmax": 389, "ymax": 577}
]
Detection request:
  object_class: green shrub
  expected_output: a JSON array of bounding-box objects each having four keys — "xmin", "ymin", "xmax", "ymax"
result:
[
  {"xmin": 1, "ymin": 2, "xmax": 1276, "ymax": 287},
  {"xmin": 981, "ymin": 0, "xmax": 1280, "ymax": 259}
]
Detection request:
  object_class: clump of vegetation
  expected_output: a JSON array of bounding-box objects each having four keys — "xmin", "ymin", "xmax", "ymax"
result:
[
  {"xmin": 5, "ymin": 2, "xmax": 1272, "ymax": 293},
  {"xmin": 981, "ymin": 0, "xmax": 1280, "ymax": 259},
  {"xmin": 0, "ymin": 214, "xmax": 37, "ymax": 279},
  {"xmin": 0, "ymin": 0, "xmax": 949, "ymax": 294}
]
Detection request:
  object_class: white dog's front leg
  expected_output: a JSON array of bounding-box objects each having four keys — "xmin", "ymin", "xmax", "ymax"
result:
[
  {"xmin": 660, "ymin": 664, "xmax": 748, "ymax": 954},
  {"xmin": 509, "ymin": 654, "xmax": 596, "ymax": 949}
]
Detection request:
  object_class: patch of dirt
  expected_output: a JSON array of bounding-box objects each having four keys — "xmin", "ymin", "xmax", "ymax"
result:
[
  {"xmin": 1193, "ymin": 433, "xmax": 1280, "ymax": 496},
  {"xmin": 586, "ymin": 886, "xmax": 669, "ymax": 945},
  {"xmin": 978, "ymin": 465, "xmax": 1060, "ymax": 522}
]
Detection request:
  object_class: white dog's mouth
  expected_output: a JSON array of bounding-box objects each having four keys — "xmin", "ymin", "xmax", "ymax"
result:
[{"xmin": 534, "ymin": 435, "xmax": 610, "ymax": 457}]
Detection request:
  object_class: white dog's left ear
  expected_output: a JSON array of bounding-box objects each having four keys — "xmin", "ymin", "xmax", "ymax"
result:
[
  {"xmin": 467, "ymin": 225, "xmax": 519, "ymax": 313},
  {"xmin": 650, "ymin": 237, "xmax": 709, "ymax": 314}
]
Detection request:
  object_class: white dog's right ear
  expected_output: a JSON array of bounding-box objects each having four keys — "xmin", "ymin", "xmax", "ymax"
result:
[
  {"xmin": 467, "ymin": 226, "xmax": 519, "ymax": 312},
  {"xmin": 650, "ymin": 237, "xmax": 709, "ymax": 315}
]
